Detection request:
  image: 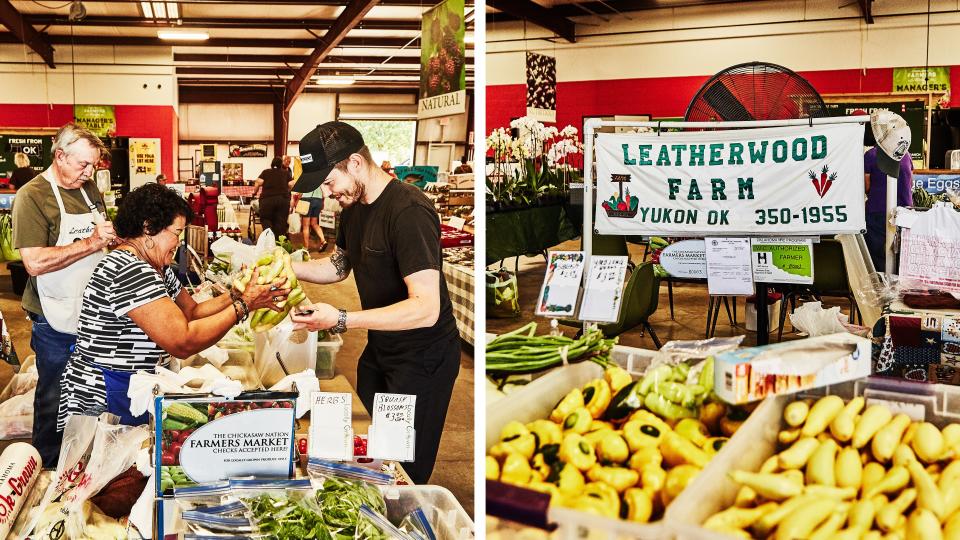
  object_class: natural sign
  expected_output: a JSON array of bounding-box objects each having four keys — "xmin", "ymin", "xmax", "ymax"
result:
[{"xmin": 595, "ymin": 124, "xmax": 866, "ymax": 236}]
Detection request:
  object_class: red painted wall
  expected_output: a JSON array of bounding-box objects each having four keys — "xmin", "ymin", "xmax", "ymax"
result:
[
  {"xmin": 487, "ymin": 66, "xmax": 960, "ymax": 134},
  {"xmin": 0, "ymin": 104, "xmax": 177, "ymax": 179}
]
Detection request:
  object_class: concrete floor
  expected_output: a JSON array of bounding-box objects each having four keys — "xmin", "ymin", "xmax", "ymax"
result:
[
  {"xmin": 0, "ymin": 210, "xmax": 474, "ymax": 516},
  {"xmin": 486, "ymin": 239, "xmax": 856, "ymax": 349}
]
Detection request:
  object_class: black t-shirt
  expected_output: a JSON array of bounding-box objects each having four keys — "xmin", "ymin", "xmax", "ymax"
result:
[
  {"xmin": 336, "ymin": 180, "xmax": 458, "ymax": 351},
  {"xmin": 258, "ymin": 168, "xmax": 290, "ymax": 199},
  {"xmin": 10, "ymin": 167, "xmax": 35, "ymax": 190}
]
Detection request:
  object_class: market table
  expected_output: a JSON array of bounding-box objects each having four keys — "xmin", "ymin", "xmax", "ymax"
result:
[
  {"xmin": 442, "ymin": 261, "xmax": 475, "ymax": 345},
  {"xmin": 183, "ymin": 184, "xmax": 257, "ymax": 198},
  {"xmin": 485, "ymin": 205, "xmax": 579, "ymax": 265}
]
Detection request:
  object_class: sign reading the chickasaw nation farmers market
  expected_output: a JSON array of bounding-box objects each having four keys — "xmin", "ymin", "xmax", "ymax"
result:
[
  {"xmin": 526, "ymin": 52, "xmax": 556, "ymax": 123},
  {"xmin": 893, "ymin": 67, "xmax": 950, "ymax": 94},
  {"xmin": 73, "ymin": 105, "xmax": 116, "ymax": 138},
  {"xmin": 595, "ymin": 124, "xmax": 866, "ymax": 236},
  {"xmin": 418, "ymin": 0, "xmax": 466, "ymax": 119}
]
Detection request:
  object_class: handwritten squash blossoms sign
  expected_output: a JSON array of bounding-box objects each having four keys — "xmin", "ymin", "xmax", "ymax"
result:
[{"xmin": 594, "ymin": 123, "xmax": 866, "ymax": 236}]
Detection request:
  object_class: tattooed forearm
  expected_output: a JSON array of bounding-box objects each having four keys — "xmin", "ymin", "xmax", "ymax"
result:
[{"xmin": 331, "ymin": 247, "xmax": 351, "ymax": 278}]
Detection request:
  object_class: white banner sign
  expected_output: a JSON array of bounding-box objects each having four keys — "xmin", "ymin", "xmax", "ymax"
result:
[{"xmin": 595, "ymin": 123, "xmax": 866, "ymax": 236}]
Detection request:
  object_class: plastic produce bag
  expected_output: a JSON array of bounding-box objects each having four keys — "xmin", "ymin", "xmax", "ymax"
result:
[
  {"xmin": 0, "ymin": 363, "xmax": 37, "ymax": 401},
  {"xmin": 356, "ymin": 504, "xmax": 413, "ymax": 539},
  {"xmin": 398, "ymin": 507, "xmax": 436, "ymax": 540},
  {"xmin": 486, "ymin": 269, "xmax": 519, "ymax": 318},
  {"xmin": 0, "ymin": 389, "xmax": 34, "ymax": 439},
  {"xmin": 788, "ymin": 301, "xmax": 850, "ymax": 337},
  {"xmin": 231, "ymin": 478, "xmax": 333, "ymax": 539},
  {"xmin": 211, "ymin": 235, "xmax": 257, "ymax": 273},
  {"xmin": 288, "ymin": 212, "xmax": 302, "ymax": 234},
  {"xmin": 255, "ymin": 319, "xmax": 317, "ymax": 387}
]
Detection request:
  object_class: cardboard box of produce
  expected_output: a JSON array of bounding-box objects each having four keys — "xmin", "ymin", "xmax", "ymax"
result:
[{"xmin": 713, "ymin": 333, "xmax": 871, "ymax": 405}]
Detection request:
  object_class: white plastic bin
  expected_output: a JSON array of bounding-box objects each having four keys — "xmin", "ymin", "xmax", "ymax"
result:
[
  {"xmin": 381, "ymin": 484, "xmax": 475, "ymax": 540},
  {"xmin": 664, "ymin": 377, "xmax": 960, "ymax": 540},
  {"xmin": 486, "ymin": 344, "xmax": 671, "ymax": 539}
]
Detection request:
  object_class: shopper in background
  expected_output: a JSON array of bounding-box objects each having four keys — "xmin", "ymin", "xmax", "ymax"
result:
[
  {"xmin": 155, "ymin": 173, "xmax": 167, "ymax": 184},
  {"xmin": 57, "ymin": 183, "xmax": 287, "ymax": 429},
  {"xmin": 282, "ymin": 155, "xmax": 293, "ymax": 181},
  {"xmin": 251, "ymin": 157, "xmax": 296, "ymax": 238},
  {"xmin": 453, "ymin": 155, "xmax": 472, "ymax": 174},
  {"xmin": 863, "ymin": 116, "xmax": 915, "ymax": 273},
  {"xmin": 10, "ymin": 152, "xmax": 35, "ymax": 190},
  {"xmin": 290, "ymin": 121, "xmax": 460, "ymax": 484},
  {"xmin": 12, "ymin": 123, "xmax": 117, "ymax": 466},
  {"xmin": 297, "ymin": 183, "xmax": 328, "ymax": 252}
]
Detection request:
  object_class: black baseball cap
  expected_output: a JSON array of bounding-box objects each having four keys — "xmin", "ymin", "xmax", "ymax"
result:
[{"xmin": 293, "ymin": 121, "xmax": 365, "ymax": 193}]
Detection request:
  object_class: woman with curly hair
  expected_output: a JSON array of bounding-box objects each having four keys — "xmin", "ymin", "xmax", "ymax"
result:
[{"xmin": 57, "ymin": 183, "xmax": 290, "ymax": 428}]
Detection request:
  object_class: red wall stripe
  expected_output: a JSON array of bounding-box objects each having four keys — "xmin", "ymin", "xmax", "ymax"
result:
[
  {"xmin": 0, "ymin": 104, "xmax": 177, "ymax": 180},
  {"xmin": 487, "ymin": 65, "xmax": 960, "ymax": 140}
]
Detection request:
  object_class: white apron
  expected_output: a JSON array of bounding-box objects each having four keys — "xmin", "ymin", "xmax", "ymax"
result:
[{"xmin": 36, "ymin": 175, "xmax": 105, "ymax": 334}]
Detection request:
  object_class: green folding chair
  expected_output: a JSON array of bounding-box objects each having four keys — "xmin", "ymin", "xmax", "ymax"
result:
[{"xmin": 581, "ymin": 231, "xmax": 629, "ymax": 258}]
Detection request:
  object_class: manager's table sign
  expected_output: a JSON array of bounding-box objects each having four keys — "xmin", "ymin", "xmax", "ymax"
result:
[{"xmin": 594, "ymin": 123, "xmax": 867, "ymax": 236}]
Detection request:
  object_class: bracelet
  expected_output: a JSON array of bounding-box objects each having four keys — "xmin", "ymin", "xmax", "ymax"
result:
[
  {"xmin": 230, "ymin": 287, "xmax": 242, "ymax": 301},
  {"xmin": 232, "ymin": 298, "xmax": 249, "ymax": 322}
]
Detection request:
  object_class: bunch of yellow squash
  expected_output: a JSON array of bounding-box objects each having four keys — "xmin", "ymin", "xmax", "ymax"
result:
[
  {"xmin": 485, "ymin": 364, "xmax": 750, "ymax": 524},
  {"xmin": 232, "ymin": 247, "xmax": 307, "ymax": 333},
  {"xmin": 703, "ymin": 395, "xmax": 960, "ymax": 539}
]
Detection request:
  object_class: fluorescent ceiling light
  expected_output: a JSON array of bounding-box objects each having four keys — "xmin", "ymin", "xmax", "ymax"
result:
[
  {"xmin": 167, "ymin": 2, "xmax": 178, "ymax": 18},
  {"xmin": 153, "ymin": 1, "xmax": 166, "ymax": 18},
  {"xmin": 140, "ymin": 1, "xmax": 153, "ymax": 17},
  {"xmin": 158, "ymin": 30, "xmax": 208, "ymax": 40},
  {"xmin": 314, "ymin": 76, "xmax": 356, "ymax": 85}
]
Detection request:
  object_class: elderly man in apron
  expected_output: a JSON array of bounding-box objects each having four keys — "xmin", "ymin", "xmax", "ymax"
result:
[{"xmin": 12, "ymin": 123, "xmax": 117, "ymax": 467}]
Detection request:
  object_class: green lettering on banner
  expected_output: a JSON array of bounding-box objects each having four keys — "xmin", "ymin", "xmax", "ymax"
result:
[
  {"xmin": 671, "ymin": 144, "xmax": 687, "ymax": 165},
  {"xmin": 728, "ymin": 142, "xmax": 744, "ymax": 165},
  {"xmin": 711, "ymin": 178, "xmax": 726, "ymax": 200},
  {"xmin": 748, "ymin": 141, "xmax": 768, "ymax": 164},
  {"xmin": 687, "ymin": 178, "xmax": 703, "ymax": 200},
  {"xmin": 622, "ymin": 144, "xmax": 636, "ymax": 165},
  {"xmin": 792, "ymin": 138, "xmax": 808, "ymax": 161},
  {"xmin": 811, "ymin": 135, "xmax": 827, "ymax": 159},
  {"xmin": 639, "ymin": 207, "xmax": 650, "ymax": 221},
  {"xmin": 772, "ymin": 140, "xmax": 788, "ymax": 163},
  {"xmin": 638, "ymin": 144, "xmax": 652, "ymax": 166},
  {"xmin": 689, "ymin": 144, "xmax": 705, "ymax": 166},
  {"xmin": 656, "ymin": 145, "xmax": 671, "ymax": 166},
  {"xmin": 709, "ymin": 143, "xmax": 723, "ymax": 165},
  {"xmin": 667, "ymin": 178, "xmax": 681, "ymax": 200},
  {"xmin": 737, "ymin": 177, "xmax": 754, "ymax": 200}
]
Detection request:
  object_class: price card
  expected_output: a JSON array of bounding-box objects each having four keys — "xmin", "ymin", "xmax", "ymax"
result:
[
  {"xmin": 308, "ymin": 392, "xmax": 353, "ymax": 461},
  {"xmin": 579, "ymin": 256, "xmax": 628, "ymax": 322},
  {"xmin": 535, "ymin": 251, "xmax": 585, "ymax": 317},
  {"xmin": 448, "ymin": 216, "xmax": 467, "ymax": 230},
  {"xmin": 367, "ymin": 393, "xmax": 416, "ymax": 462}
]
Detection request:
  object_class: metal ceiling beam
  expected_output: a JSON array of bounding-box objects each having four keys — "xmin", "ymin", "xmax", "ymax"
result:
[
  {"xmin": 284, "ymin": 0, "xmax": 380, "ymax": 112},
  {"xmin": 174, "ymin": 52, "xmax": 420, "ymax": 64},
  {"xmin": 25, "ymin": 15, "xmax": 421, "ymax": 31},
  {"xmin": 178, "ymin": 85, "xmax": 417, "ymax": 104},
  {"xmin": 488, "ymin": 0, "xmax": 763, "ymax": 22},
  {"xmin": 0, "ymin": 0, "xmax": 54, "ymax": 67},
  {"xmin": 858, "ymin": 0, "xmax": 873, "ymax": 24},
  {"xmin": 80, "ymin": 0, "xmax": 458, "ymax": 4},
  {"xmin": 487, "ymin": 0, "xmax": 575, "ymax": 43},
  {"xmin": 0, "ymin": 32, "xmax": 425, "ymax": 48},
  {"xmin": 175, "ymin": 66, "xmax": 430, "ymax": 77}
]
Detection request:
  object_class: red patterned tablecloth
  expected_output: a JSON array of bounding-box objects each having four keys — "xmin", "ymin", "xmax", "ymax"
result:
[
  {"xmin": 182, "ymin": 184, "xmax": 257, "ymax": 198},
  {"xmin": 440, "ymin": 224, "xmax": 474, "ymax": 248}
]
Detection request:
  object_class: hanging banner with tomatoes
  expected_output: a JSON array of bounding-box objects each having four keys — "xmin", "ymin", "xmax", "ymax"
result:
[{"xmin": 595, "ymin": 123, "xmax": 866, "ymax": 236}]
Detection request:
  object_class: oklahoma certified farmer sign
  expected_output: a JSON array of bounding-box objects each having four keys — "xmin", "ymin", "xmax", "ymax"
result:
[{"xmin": 595, "ymin": 124, "xmax": 866, "ymax": 236}]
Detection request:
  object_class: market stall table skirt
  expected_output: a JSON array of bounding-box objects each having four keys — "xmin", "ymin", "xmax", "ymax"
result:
[{"xmin": 442, "ymin": 261, "xmax": 474, "ymax": 345}]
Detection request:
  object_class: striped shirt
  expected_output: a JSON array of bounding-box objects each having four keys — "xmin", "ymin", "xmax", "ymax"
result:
[{"xmin": 57, "ymin": 250, "xmax": 183, "ymax": 429}]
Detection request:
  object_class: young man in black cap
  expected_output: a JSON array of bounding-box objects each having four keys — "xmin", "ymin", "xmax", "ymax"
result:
[{"xmin": 289, "ymin": 121, "xmax": 460, "ymax": 484}]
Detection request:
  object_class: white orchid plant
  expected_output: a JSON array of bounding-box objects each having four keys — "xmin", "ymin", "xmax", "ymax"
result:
[{"xmin": 486, "ymin": 116, "xmax": 583, "ymax": 209}]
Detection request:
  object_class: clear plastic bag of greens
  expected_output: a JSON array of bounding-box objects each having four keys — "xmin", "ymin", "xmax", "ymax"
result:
[
  {"xmin": 486, "ymin": 269, "xmax": 520, "ymax": 318},
  {"xmin": 181, "ymin": 509, "xmax": 257, "ymax": 537},
  {"xmin": 307, "ymin": 459, "xmax": 390, "ymax": 537},
  {"xmin": 397, "ymin": 507, "xmax": 436, "ymax": 540},
  {"xmin": 356, "ymin": 504, "xmax": 415, "ymax": 540},
  {"xmin": 230, "ymin": 478, "xmax": 333, "ymax": 540},
  {"xmin": 175, "ymin": 481, "xmax": 234, "ymax": 513}
]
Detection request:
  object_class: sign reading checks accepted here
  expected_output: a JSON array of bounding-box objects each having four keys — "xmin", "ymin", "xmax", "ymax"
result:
[{"xmin": 595, "ymin": 124, "xmax": 866, "ymax": 236}]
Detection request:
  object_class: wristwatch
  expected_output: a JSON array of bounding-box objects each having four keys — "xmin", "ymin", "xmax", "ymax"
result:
[{"xmin": 330, "ymin": 309, "xmax": 348, "ymax": 334}]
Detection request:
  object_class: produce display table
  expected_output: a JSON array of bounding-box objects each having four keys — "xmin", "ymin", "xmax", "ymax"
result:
[
  {"xmin": 872, "ymin": 300, "xmax": 960, "ymax": 384},
  {"xmin": 442, "ymin": 261, "xmax": 475, "ymax": 345},
  {"xmin": 485, "ymin": 205, "xmax": 579, "ymax": 265},
  {"xmin": 183, "ymin": 184, "xmax": 257, "ymax": 198}
]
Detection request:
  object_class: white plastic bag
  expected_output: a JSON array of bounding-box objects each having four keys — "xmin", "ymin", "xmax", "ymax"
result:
[
  {"xmin": 788, "ymin": 301, "xmax": 849, "ymax": 337},
  {"xmin": 0, "ymin": 363, "xmax": 37, "ymax": 401},
  {"xmin": 210, "ymin": 235, "xmax": 256, "ymax": 273},
  {"xmin": 255, "ymin": 318, "xmax": 317, "ymax": 387},
  {"xmin": 288, "ymin": 212, "xmax": 302, "ymax": 235},
  {"xmin": 0, "ymin": 389, "xmax": 33, "ymax": 439}
]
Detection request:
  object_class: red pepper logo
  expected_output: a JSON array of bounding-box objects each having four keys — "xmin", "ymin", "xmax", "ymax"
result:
[{"xmin": 807, "ymin": 165, "xmax": 838, "ymax": 198}]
